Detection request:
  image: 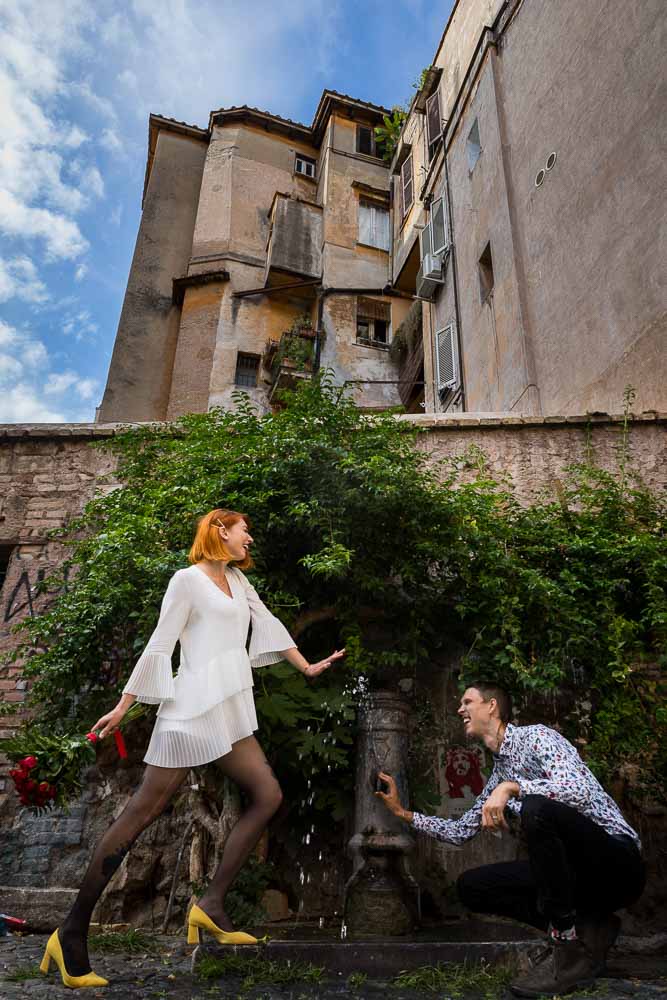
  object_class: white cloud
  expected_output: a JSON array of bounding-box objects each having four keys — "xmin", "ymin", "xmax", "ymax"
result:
[
  {"xmin": 0, "ymin": 255, "xmax": 48, "ymax": 303},
  {"xmin": 44, "ymin": 370, "xmax": 99, "ymax": 399},
  {"xmin": 0, "ymin": 318, "xmax": 97, "ymax": 421},
  {"xmin": 61, "ymin": 308, "xmax": 99, "ymax": 342},
  {"xmin": 0, "ymin": 1, "xmax": 106, "ymax": 262},
  {"xmin": 0, "ymin": 384, "xmax": 66, "ymax": 422},
  {"xmin": 74, "ymin": 263, "xmax": 88, "ymax": 282},
  {"xmin": 100, "ymin": 128, "xmax": 124, "ymax": 156}
]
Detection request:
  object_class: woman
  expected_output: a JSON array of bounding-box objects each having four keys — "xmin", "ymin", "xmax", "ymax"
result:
[{"xmin": 40, "ymin": 508, "xmax": 344, "ymax": 989}]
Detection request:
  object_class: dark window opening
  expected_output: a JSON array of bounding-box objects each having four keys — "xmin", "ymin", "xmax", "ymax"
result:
[
  {"xmin": 356, "ymin": 298, "xmax": 391, "ymax": 347},
  {"xmin": 0, "ymin": 545, "xmax": 14, "ymax": 592},
  {"xmin": 478, "ymin": 242, "xmax": 494, "ymax": 302},
  {"xmin": 467, "ymin": 119, "xmax": 481, "ymax": 172},
  {"xmin": 356, "ymin": 125, "xmax": 378, "ymax": 157},
  {"xmin": 235, "ymin": 353, "xmax": 260, "ymax": 388}
]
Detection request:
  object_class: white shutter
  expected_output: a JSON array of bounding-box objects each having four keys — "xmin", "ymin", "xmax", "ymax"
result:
[
  {"xmin": 431, "ymin": 197, "xmax": 447, "ymax": 255},
  {"xmin": 435, "ymin": 324, "xmax": 457, "ymax": 392},
  {"xmin": 377, "ymin": 205, "xmax": 390, "ymax": 251},
  {"xmin": 400, "ymin": 153, "xmax": 413, "ymax": 217},
  {"xmin": 426, "ymin": 90, "xmax": 442, "ymax": 161},
  {"xmin": 359, "ymin": 201, "xmax": 373, "ymax": 245},
  {"xmin": 419, "ymin": 221, "xmax": 432, "ymax": 262}
]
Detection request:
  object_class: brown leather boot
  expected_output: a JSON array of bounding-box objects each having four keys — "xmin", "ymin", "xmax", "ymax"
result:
[
  {"xmin": 510, "ymin": 938, "xmax": 597, "ymax": 998},
  {"xmin": 576, "ymin": 913, "xmax": 621, "ymax": 974}
]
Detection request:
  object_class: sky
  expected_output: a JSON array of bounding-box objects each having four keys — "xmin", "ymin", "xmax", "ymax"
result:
[{"xmin": 0, "ymin": 0, "xmax": 451, "ymax": 423}]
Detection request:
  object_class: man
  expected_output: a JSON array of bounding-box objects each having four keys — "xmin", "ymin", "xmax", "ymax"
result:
[{"xmin": 376, "ymin": 682, "xmax": 645, "ymax": 998}]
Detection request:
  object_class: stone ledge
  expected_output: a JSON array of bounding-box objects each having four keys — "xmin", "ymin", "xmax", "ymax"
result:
[
  {"xmin": 0, "ymin": 411, "xmax": 665, "ymax": 442},
  {"xmin": 0, "ymin": 886, "xmax": 78, "ymax": 931}
]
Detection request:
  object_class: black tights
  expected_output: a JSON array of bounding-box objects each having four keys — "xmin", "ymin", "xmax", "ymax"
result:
[{"xmin": 60, "ymin": 735, "xmax": 282, "ymax": 975}]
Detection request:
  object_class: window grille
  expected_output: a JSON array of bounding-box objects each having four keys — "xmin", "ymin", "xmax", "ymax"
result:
[{"xmin": 235, "ymin": 353, "xmax": 260, "ymax": 388}]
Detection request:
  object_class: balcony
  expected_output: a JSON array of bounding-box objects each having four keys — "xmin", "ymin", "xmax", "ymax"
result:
[
  {"xmin": 389, "ymin": 300, "xmax": 424, "ymax": 411},
  {"xmin": 264, "ymin": 194, "xmax": 323, "ymax": 288},
  {"xmin": 263, "ymin": 319, "xmax": 317, "ymax": 402}
]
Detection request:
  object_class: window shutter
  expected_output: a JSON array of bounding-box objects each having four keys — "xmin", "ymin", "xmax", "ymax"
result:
[
  {"xmin": 377, "ymin": 206, "xmax": 390, "ymax": 251},
  {"xmin": 358, "ymin": 297, "xmax": 390, "ymax": 322},
  {"xmin": 359, "ymin": 201, "xmax": 373, "ymax": 245},
  {"xmin": 436, "ymin": 324, "xmax": 457, "ymax": 392},
  {"xmin": 400, "ymin": 153, "xmax": 413, "ymax": 217},
  {"xmin": 419, "ymin": 221, "xmax": 432, "ymax": 263},
  {"xmin": 431, "ymin": 197, "xmax": 447, "ymax": 255},
  {"xmin": 426, "ymin": 90, "xmax": 442, "ymax": 161}
]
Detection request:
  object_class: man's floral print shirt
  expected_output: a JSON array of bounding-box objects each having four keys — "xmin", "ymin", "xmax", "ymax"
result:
[{"xmin": 412, "ymin": 723, "xmax": 640, "ymax": 848}]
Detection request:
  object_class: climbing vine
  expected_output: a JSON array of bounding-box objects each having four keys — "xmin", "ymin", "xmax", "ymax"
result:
[{"xmin": 3, "ymin": 376, "xmax": 666, "ymax": 821}]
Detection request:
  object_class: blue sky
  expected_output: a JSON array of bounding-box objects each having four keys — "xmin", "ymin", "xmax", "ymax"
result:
[{"xmin": 0, "ymin": 0, "xmax": 451, "ymax": 422}]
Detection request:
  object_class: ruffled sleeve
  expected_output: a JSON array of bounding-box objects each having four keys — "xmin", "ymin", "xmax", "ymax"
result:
[
  {"xmin": 231, "ymin": 568, "xmax": 296, "ymax": 668},
  {"xmin": 122, "ymin": 571, "xmax": 192, "ymax": 704}
]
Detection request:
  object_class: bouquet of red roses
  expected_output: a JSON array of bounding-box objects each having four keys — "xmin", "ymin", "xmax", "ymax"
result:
[{"xmin": 2, "ymin": 704, "xmax": 145, "ymax": 814}]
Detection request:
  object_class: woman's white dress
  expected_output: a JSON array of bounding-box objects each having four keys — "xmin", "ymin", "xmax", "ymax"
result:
[{"xmin": 122, "ymin": 564, "xmax": 295, "ymax": 768}]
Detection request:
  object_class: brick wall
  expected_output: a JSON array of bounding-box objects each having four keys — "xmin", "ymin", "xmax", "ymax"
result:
[{"xmin": 1, "ymin": 414, "xmax": 664, "ymax": 927}]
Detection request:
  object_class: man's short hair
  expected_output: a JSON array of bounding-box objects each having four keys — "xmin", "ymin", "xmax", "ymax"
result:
[{"xmin": 467, "ymin": 681, "xmax": 513, "ymax": 724}]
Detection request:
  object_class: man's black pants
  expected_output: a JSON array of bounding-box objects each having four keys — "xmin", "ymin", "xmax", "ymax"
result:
[{"xmin": 457, "ymin": 795, "xmax": 645, "ymax": 930}]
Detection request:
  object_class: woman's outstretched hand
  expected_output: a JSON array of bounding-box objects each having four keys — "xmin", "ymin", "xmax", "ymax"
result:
[
  {"xmin": 304, "ymin": 648, "xmax": 346, "ymax": 678},
  {"xmin": 91, "ymin": 704, "xmax": 127, "ymax": 740}
]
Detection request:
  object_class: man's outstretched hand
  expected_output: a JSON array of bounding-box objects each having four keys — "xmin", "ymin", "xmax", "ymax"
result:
[{"xmin": 374, "ymin": 771, "xmax": 413, "ymax": 823}]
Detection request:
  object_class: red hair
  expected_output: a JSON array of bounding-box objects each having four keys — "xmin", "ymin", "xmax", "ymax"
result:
[{"xmin": 188, "ymin": 509, "xmax": 254, "ymax": 569}]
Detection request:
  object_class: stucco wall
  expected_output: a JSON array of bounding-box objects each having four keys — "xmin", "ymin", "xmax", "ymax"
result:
[
  {"xmin": 497, "ymin": 0, "xmax": 666, "ymax": 414},
  {"xmin": 98, "ymin": 132, "xmax": 207, "ymax": 423}
]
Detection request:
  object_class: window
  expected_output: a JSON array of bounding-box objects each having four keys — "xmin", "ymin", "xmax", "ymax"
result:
[
  {"xmin": 400, "ymin": 153, "xmax": 413, "ymax": 219},
  {"xmin": 478, "ymin": 242, "xmax": 494, "ymax": 302},
  {"xmin": 425, "ymin": 89, "xmax": 442, "ymax": 162},
  {"xmin": 295, "ymin": 154, "xmax": 316, "ymax": 179},
  {"xmin": 356, "ymin": 125, "xmax": 378, "ymax": 157},
  {"xmin": 430, "ymin": 196, "xmax": 448, "ymax": 255},
  {"xmin": 358, "ymin": 198, "xmax": 390, "ymax": 251},
  {"xmin": 435, "ymin": 324, "xmax": 458, "ymax": 395},
  {"xmin": 357, "ymin": 298, "xmax": 391, "ymax": 347},
  {"xmin": 0, "ymin": 545, "xmax": 13, "ymax": 592},
  {"xmin": 467, "ymin": 119, "xmax": 481, "ymax": 172},
  {"xmin": 235, "ymin": 353, "xmax": 260, "ymax": 387}
]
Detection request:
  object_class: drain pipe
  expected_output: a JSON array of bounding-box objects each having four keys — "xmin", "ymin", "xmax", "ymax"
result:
[{"xmin": 442, "ymin": 135, "xmax": 467, "ymax": 412}]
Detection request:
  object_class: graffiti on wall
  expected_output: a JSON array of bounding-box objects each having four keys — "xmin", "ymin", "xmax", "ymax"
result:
[{"xmin": 3, "ymin": 565, "xmax": 70, "ymax": 623}]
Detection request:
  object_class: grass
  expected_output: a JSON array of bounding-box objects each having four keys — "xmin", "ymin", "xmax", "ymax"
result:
[
  {"xmin": 392, "ymin": 959, "xmax": 515, "ymax": 998},
  {"xmin": 88, "ymin": 927, "xmax": 160, "ymax": 954},
  {"xmin": 3, "ymin": 964, "xmax": 42, "ymax": 982},
  {"xmin": 196, "ymin": 953, "xmax": 325, "ymax": 991},
  {"xmin": 348, "ymin": 970, "xmax": 369, "ymax": 989}
]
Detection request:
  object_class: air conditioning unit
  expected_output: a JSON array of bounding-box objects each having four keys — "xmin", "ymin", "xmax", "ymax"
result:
[
  {"xmin": 419, "ymin": 221, "xmax": 445, "ymax": 286},
  {"xmin": 416, "ymin": 265, "xmax": 441, "ymax": 299}
]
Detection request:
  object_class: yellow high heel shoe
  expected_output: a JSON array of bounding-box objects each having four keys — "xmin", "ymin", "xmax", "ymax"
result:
[
  {"xmin": 187, "ymin": 904, "xmax": 262, "ymax": 946},
  {"xmin": 40, "ymin": 929, "xmax": 109, "ymax": 988}
]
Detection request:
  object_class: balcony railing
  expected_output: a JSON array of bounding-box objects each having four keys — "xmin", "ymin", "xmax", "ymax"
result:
[{"xmin": 263, "ymin": 321, "xmax": 317, "ymax": 401}]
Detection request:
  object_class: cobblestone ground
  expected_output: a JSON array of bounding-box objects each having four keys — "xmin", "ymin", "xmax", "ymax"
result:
[{"xmin": 1, "ymin": 934, "xmax": 665, "ymax": 1000}]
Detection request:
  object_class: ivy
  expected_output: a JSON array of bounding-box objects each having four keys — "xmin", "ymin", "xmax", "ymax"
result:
[{"xmin": 4, "ymin": 375, "xmax": 666, "ymax": 821}]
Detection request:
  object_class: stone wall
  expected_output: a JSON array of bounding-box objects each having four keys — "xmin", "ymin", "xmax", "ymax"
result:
[{"xmin": 1, "ymin": 414, "xmax": 665, "ymax": 929}]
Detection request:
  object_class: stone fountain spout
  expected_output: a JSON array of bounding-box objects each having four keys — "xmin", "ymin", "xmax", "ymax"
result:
[{"xmin": 344, "ymin": 690, "xmax": 420, "ymax": 937}]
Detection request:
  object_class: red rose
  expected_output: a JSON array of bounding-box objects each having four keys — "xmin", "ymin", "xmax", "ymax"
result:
[
  {"xmin": 24, "ymin": 779, "xmax": 36, "ymax": 792},
  {"xmin": 85, "ymin": 732, "xmax": 99, "ymax": 744},
  {"xmin": 39, "ymin": 781, "xmax": 50, "ymax": 793},
  {"xmin": 9, "ymin": 769, "xmax": 23, "ymax": 782},
  {"xmin": 48, "ymin": 786, "xmax": 57, "ymax": 799},
  {"xmin": 20, "ymin": 756, "xmax": 38, "ymax": 770},
  {"xmin": 19, "ymin": 793, "xmax": 30, "ymax": 805}
]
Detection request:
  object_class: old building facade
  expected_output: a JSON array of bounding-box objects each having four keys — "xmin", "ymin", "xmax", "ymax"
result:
[
  {"xmin": 98, "ymin": 92, "xmax": 416, "ymax": 422},
  {"xmin": 392, "ymin": 0, "xmax": 665, "ymax": 416}
]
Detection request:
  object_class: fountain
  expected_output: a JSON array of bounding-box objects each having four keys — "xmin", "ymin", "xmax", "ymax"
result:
[{"xmin": 344, "ymin": 690, "xmax": 420, "ymax": 937}]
